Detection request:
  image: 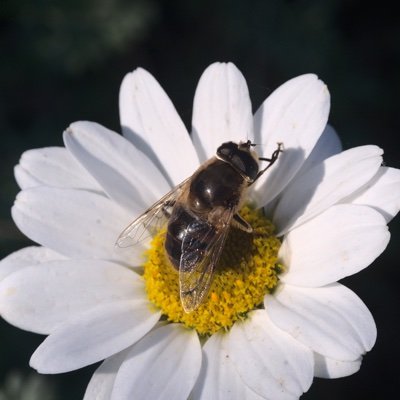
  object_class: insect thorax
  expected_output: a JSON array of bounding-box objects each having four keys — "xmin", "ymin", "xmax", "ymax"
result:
[{"xmin": 188, "ymin": 159, "xmax": 246, "ymax": 212}]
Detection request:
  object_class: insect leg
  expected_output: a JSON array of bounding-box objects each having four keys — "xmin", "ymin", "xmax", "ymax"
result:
[
  {"xmin": 254, "ymin": 143, "xmax": 283, "ymax": 181},
  {"xmin": 231, "ymin": 213, "xmax": 253, "ymax": 233}
]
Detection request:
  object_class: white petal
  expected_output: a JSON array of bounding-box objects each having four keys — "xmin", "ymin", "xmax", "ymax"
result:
[
  {"xmin": 191, "ymin": 62, "xmax": 254, "ymax": 162},
  {"xmin": 30, "ymin": 300, "xmax": 160, "ymax": 373},
  {"xmin": 265, "ymin": 283, "xmax": 377, "ymax": 361},
  {"xmin": 253, "ymin": 74, "xmax": 330, "ymax": 206},
  {"xmin": 0, "ymin": 246, "xmax": 65, "ymax": 281},
  {"xmin": 292, "ymin": 124, "xmax": 342, "ymax": 178},
  {"xmin": 313, "ymin": 352, "xmax": 361, "ymax": 378},
  {"xmin": 14, "ymin": 147, "xmax": 101, "ymax": 191},
  {"xmin": 346, "ymin": 167, "xmax": 400, "ymax": 223},
  {"xmin": 274, "ymin": 145, "xmax": 383, "ymax": 235},
  {"xmin": 279, "ymin": 204, "xmax": 390, "ymax": 287},
  {"xmin": 261, "ymin": 125, "xmax": 341, "ymax": 216},
  {"xmin": 0, "ymin": 260, "xmax": 144, "ymax": 334},
  {"xmin": 84, "ymin": 349, "xmax": 129, "ymax": 400},
  {"xmin": 64, "ymin": 121, "xmax": 170, "ymax": 212},
  {"xmin": 14, "ymin": 165, "xmax": 42, "ymax": 189},
  {"xmin": 11, "ymin": 187, "xmax": 142, "ymax": 262},
  {"xmin": 119, "ymin": 68, "xmax": 199, "ymax": 186},
  {"xmin": 111, "ymin": 324, "xmax": 201, "ymax": 400},
  {"xmin": 227, "ymin": 310, "xmax": 314, "ymax": 400},
  {"xmin": 192, "ymin": 332, "xmax": 264, "ymax": 400}
]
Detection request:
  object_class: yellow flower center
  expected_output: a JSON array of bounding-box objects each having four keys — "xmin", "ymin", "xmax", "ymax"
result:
[{"xmin": 143, "ymin": 205, "xmax": 282, "ymax": 335}]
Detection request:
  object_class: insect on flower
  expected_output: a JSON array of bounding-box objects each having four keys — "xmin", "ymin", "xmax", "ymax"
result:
[{"xmin": 117, "ymin": 141, "xmax": 283, "ymax": 312}]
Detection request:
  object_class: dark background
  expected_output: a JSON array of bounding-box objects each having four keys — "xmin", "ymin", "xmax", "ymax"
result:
[{"xmin": 1, "ymin": 0, "xmax": 399, "ymax": 399}]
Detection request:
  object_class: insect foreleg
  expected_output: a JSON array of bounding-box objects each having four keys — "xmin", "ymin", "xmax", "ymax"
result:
[{"xmin": 254, "ymin": 143, "xmax": 283, "ymax": 181}]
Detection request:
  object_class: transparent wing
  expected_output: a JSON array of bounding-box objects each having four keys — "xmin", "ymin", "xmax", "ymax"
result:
[
  {"xmin": 179, "ymin": 207, "xmax": 235, "ymax": 312},
  {"xmin": 116, "ymin": 179, "xmax": 189, "ymax": 248}
]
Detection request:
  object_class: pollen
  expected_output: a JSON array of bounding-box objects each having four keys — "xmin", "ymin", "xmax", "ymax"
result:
[{"xmin": 143, "ymin": 205, "xmax": 282, "ymax": 336}]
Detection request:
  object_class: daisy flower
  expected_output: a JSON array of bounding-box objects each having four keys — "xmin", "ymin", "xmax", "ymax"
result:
[{"xmin": 1, "ymin": 62, "xmax": 399, "ymax": 399}]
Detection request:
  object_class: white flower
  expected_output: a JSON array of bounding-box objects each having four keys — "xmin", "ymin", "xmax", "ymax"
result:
[{"xmin": 1, "ymin": 62, "xmax": 399, "ymax": 399}]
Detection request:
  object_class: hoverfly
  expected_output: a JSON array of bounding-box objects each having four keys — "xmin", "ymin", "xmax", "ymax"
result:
[{"xmin": 116, "ymin": 141, "xmax": 282, "ymax": 312}]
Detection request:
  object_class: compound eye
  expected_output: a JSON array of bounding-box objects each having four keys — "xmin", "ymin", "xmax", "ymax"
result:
[
  {"xmin": 231, "ymin": 153, "xmax": 258, "ymax": 181},
  {"xmin": 217, "ymin": 142, "xmax": 237, "ymax": 159},
  {"xmin": 230, "ymin": 154, "xmax": 246, "ymax": 173}
]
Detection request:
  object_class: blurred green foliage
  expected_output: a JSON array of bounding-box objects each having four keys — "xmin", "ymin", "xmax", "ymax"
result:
[
  {"xmin": 1, "ymin": 0, "xmax": 399, "ymax": 399},
  {"xmin": 0, "ymin": 371, "xmax": 55, "ymax": 400},
  {"xmin": 2, "ymin": 0, "xmax": 157, "ymax": 74}
]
